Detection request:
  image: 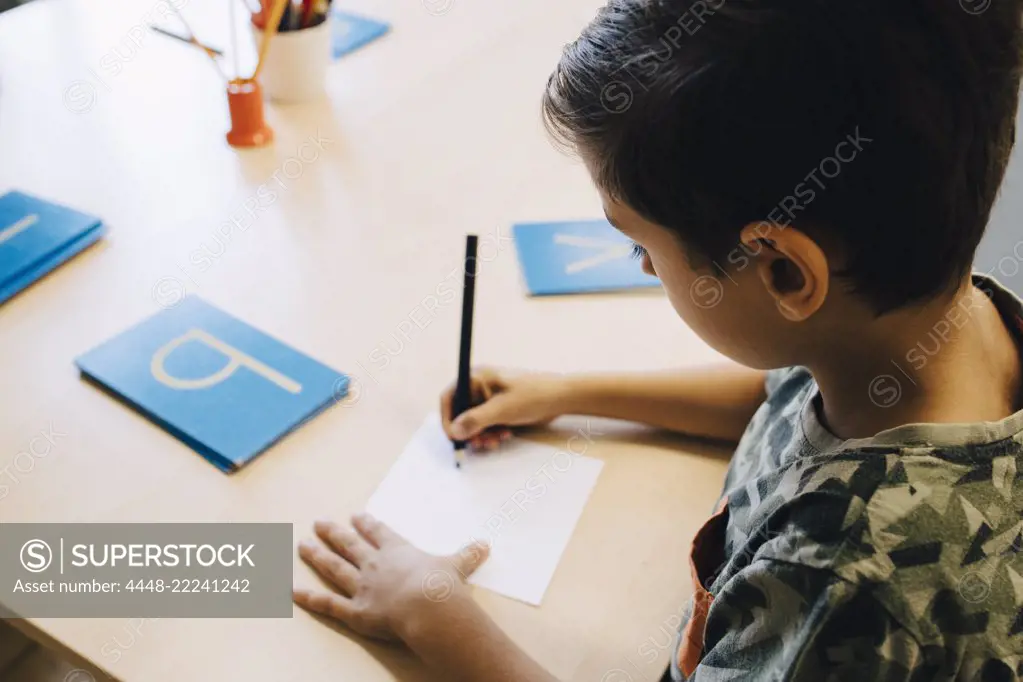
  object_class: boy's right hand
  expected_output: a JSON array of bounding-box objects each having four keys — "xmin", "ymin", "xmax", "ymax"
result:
[{"xmin": 440, "ymin": 368, "xmax": 567, "ymax": 450}]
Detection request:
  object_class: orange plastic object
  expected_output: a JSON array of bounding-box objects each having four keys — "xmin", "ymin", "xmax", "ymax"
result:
[{"xmin": 225, "ymin": 80, "xmax": 273, "ymax": 148}]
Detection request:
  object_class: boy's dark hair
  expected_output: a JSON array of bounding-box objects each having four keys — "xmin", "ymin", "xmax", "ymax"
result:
[{"xmin": 543, "ymin": 0, "xmax": 1023, "ymax": 313}]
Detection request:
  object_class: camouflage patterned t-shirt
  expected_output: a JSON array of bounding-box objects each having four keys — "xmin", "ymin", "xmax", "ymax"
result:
[{"xmin": 670, "ymin": 275, "xmax": 1023, "ymax": 681}]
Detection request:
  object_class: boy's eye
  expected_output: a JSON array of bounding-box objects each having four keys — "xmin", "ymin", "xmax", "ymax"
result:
[{"xmin": 630, "ymin": 242, "xmax": 647, "ymax": 260}]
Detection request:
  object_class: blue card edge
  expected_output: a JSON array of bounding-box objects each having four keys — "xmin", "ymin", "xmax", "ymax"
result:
[
  {"xmin": 78, "ymin": 369, "xmax": 236, "ymax": 473},
  {"xmin": 1, "ymin": 219, "xmax": 104, "ymax": 287},
  {"xmin": 78, "ymin": 369, "xmax": 345, "ymax": 473},
  {"xmin": 0, "ymin": 222, "xmax": 106, "ymax": 306}
]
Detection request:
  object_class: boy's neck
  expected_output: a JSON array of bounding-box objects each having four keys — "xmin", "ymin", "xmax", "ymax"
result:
[{"xmin": 808, "ymin": 278, "xmax": 1022, "ymax": 441}]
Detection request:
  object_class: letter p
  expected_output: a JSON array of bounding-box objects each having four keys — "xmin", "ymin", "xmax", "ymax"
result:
[{"xmin": 150, "ymin": 329, "xmax": 302, "ymax": 393}]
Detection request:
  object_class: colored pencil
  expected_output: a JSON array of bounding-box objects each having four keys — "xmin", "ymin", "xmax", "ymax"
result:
[
  {"xmin": 300, "ymin": 0, "xmax": 314, "ymax": 29},
  {"xmin": 253, "ymin": 0, "xmax": 290, "ymax": 80}
]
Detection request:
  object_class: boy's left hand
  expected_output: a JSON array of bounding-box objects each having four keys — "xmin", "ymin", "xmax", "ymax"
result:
[{"xmin": 293, "ymin": 514, "xmax": 489, "ymax": 643}]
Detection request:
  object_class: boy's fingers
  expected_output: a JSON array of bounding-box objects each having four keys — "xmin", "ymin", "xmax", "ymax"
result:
[
  {"xmin": 293, "ymin": 588, "xmax": 356, "ymax": 623},
  {"xmin": 352, "ymin": 513, "xmax": 403, "ymax": 549},
  {"xmin": 314, "ymin": 520, "xmax": 371, "ymax": 568},
  {"xmin": 440, "ymin": 378, "xmax": 490, "ymax": 439},
  {"xmin": 470, "ymin": 428, "xmax": 513, "ymax": 453},
  {"xmin": 441, "ymin": 367, "xmax": 511, "ymax": 435},
  {"xmin": 450, "ymin": 395, "xmax": 514, "ymax": 440},
  {"xmin": 478, "ymin": 377, "xmax": 496, "ymax": 402},
  {"xmin": 298, "ymin": 541, "xmax": 359, "ymax": 596},
  {"xmin": 440, "ymin": 386, "xmax": 455, "ymax": 426}
]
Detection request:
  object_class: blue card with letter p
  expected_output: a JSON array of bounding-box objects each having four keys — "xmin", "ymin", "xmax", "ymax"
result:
[
  {"xmin": 512, "ymin": 220, "xmax": 661, "ymax": 296},
  {"xmin": 0, "ymin": 190, "xmax": 105, "ymax": 305},
  {"xmin": 75, "ymin": 297, "xmax": 348, "ymax": 473},
  {"xmin": 332, "ymin": 10, "xmax": 390, "ymax": 60}
]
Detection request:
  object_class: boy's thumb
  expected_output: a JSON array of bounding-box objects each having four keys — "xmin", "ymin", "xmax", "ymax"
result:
[
  {"xmin": 450, "ymin": 398, "xmax": 511, "ymax": 439},
  {"xmin": 451, "ymin": 540, "xmax": 490, "ymax": 577}
]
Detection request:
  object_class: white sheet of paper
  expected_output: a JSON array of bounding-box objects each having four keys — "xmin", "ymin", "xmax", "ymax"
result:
[{"xmin": 366, "ymin": 414, "xmax": 604, "ymax": 606}]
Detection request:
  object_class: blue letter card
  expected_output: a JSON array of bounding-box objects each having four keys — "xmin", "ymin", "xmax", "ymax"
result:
[
  {"xmin": 512, "ymin": 219, "xmax": 661, "ymax": 296},
  {"xmin": 0, "ymin": 190, "xmax": 105, "ymax": 305},
  {"xmin": 333, "ymin": 11, "xmax": 390, "ymax": 60},
  {"xmin": 75, "ymin": 297, "xmax": 348, "ymax": 472}
]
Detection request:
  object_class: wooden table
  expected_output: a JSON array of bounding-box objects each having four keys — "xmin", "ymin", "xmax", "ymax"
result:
[{"xmin": 0, "ymin": 0, "xmax": 732, "ymax": 679}]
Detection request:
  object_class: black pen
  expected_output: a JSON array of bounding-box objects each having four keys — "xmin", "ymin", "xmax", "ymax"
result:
[{"xmin": 451, "ymin": 234, "xmax": 478, "ymax": 468}]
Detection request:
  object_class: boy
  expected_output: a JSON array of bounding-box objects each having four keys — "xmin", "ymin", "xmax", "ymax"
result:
[{"xmin": 292, "ymin": 0, "xmax": 1023, "ymax": 679}]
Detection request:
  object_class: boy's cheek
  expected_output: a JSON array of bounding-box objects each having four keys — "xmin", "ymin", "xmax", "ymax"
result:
[
  {"xmin": 661, "ymin": 262, "xmax": 724, "ymax": 314},
  {"xmin": 663, "ymin": 271, "xmax": 786, "ymax": 369}
]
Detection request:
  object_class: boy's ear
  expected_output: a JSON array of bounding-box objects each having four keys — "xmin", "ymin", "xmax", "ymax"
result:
[{"xmin": 739, "ymin": 223, "xmax": 829, "ymax": 321}]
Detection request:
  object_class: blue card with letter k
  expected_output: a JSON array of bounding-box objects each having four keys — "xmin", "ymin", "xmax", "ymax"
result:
[
  {"xmin": 75, "ymin": 297, "xmax": 348, "ymax": 472},
  {"xmin": 512, "ymin": 219, "xmax": 661, "ymax": 295}
]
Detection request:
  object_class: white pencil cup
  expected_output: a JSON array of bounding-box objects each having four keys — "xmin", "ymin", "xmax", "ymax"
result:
[{"xmin": 253, "ymin": 19, "xmax": 331, "ymax": 103}]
